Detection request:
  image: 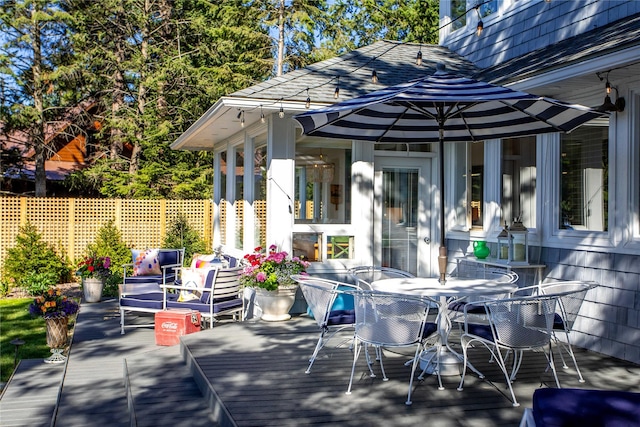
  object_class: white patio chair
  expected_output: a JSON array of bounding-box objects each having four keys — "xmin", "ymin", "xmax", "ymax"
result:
[
  {"xmin": 291, "ymin": 275, "xmax": 359, "ymax": 374},
  {"xmin": 513, "ymin": 281, "xmax": 598, "ymax": 383},
  {"xmin": 457, "ymin": 294, "xmax": 560, "ymax": 407},
  {"xmin": 346, "ymin": 290, "xmax": 440, "ymax": 405},
  {"xmin": 348, "ymin": 266, "xmax": 415, "ymax": 289},
  {"xmin": 447, "ymin": 267, "xmax": 519, "ymax": 325}
]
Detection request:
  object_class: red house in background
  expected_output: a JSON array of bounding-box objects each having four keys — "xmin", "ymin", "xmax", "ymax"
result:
[{"xmin": 0, "ymin": 101, "xmax": 104, "ymax": 196}]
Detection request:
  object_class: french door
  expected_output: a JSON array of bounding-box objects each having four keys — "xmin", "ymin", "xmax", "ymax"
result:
[{"xmin": 374, "ymin": 157, "xmax": 434, "ymax": 276}]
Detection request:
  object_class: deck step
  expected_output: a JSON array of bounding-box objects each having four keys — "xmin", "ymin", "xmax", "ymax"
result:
[{"xmin": 125, "ymin": 344, "xmax": 218, "ymax": 427}]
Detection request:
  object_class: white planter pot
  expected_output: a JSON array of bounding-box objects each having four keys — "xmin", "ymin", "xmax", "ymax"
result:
[
  {"xmin": 254, "ymin": 287, "xmax": 297, "ymax": 321},
  {"xmin": 83, "ymin": 278, "xmax": 104, "ymax": 303}
]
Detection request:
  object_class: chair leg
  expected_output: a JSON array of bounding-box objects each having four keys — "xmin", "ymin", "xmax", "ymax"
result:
[
  {"xmin": 544, "ymin": 343, "xmax": 561, "ymax": 388},
  {"xmin": 346, "ymin": 339, "xmax": 363, "ymax": 395},
  {"xmin": 406, "ymin": 343, "xmax": 423, "ymax": 405},
  {"xmin": 306, "ymin": 329, "xmax": 328, "ymax": 374},
  {"xmin": 492, "ymin": 347, "xmax": 521, "ymax": 407},
  {"xmin": 457, "ymin": 337, "xmax": 471, "ymax": 392},
  {"xmin": 120, "ymin": 309, "xmax": 125, "ymax": 335},
  {"xmin": 555, "ymin": 331, "xmax": 585, "ymax": 383}
]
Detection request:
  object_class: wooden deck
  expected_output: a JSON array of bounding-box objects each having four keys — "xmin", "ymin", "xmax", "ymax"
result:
[
  {"xmin": 181, "ymin": 319, "xmax": 640, "ymax": 427},
  {"xmin": 1, "ymin": 299, "xmax": 639, "ymax": 426}
]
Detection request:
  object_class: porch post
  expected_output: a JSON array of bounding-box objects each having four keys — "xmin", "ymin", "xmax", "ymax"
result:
[{"xmin": 266, "ymin": 113, "xmax": 296, "ymax": 254}]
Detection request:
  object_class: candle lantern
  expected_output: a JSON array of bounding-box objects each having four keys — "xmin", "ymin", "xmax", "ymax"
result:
[
  {"xmin": 508, "ymin": 219, "xmax": 529, "ymax": 264},
  {"xmin": 497, "ymin": 222, "xmax": 510, "ymax": 261}
]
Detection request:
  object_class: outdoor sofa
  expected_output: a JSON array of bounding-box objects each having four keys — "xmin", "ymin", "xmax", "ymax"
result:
[{"xmin": 119, "ymin": 251, "xmax": 244, "ymax": 334}]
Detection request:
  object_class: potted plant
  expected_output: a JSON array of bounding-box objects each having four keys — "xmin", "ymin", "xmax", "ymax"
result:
[
  {"xmin": 76, "ymin": 254, "xmax": 112, "ymax": 303},
  {"xmin": 29, "ymin": 288, "xmax": 79, "ymax": 363},
  {"xmin": 240, "ymin": 245, "xmax": 309, "ymax": 321}
]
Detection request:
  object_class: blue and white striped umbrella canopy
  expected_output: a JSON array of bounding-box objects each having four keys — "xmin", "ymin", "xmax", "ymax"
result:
[
  {"xmin": 294, "ymin": 67, "xmax": 605, "ymax": 281},
  {"xmin": 294, "ymin": 70, "xmax": 605, "ymax": 143}
]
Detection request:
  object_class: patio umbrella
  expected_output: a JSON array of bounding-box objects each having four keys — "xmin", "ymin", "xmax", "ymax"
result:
[{"xmin": 294, "ymin": 65, "xmax": 606, "ymax": 282}]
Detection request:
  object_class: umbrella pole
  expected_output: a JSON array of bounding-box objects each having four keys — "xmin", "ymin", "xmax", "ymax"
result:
[{"xmin": 438, "ymin": 127, "xmax": 447, "ymax": 283}]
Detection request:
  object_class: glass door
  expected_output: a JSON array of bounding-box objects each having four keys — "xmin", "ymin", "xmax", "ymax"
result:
[{"xmin": 374, "ymin": 157, "xmax": 433, "ymax": 276}]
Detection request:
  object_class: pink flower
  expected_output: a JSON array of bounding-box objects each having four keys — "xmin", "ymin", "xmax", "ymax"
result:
[{"xmin": 256, "ymin": 272, "xmax": 267, "ymax": 282}]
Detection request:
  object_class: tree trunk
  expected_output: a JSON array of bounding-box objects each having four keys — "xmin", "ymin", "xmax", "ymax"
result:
[
  {"xmin": 31, "ymin": 7, "xmax": 46, "ymax": 197},
  {"xmin": 129, "ymin": 0, "xmax": 151, "ymax": 177},
  {"xmin": 276, "ymin": 0, "xmax": 285, "ymax": 77}
]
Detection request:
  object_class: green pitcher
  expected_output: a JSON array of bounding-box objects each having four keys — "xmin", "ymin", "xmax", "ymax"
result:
[{"xmin": 473, "ymin": 240, "xmax": 490, "ymax": 259}]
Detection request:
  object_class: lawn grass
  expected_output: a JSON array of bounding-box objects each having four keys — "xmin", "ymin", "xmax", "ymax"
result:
[{"xmin": 0, "ymin": 298, "xmax": 50, "ymax": 383}]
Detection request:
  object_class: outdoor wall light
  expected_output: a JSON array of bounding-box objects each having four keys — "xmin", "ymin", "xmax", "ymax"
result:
[
  {"xmin": 597, "ymin": 87, "xmax": 625, "ymax": 112},
  {"xmin": 596, "ymin": 71, "xmax": 625, "ymax": 112}
]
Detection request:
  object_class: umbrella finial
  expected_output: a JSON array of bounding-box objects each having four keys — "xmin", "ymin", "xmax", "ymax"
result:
[{"xmin": 435, "ymin": 63, "xmax": 447, "ymax": 74}]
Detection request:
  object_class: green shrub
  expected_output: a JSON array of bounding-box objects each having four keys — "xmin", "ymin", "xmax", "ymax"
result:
[
  {"xmin": 2, "ymin": 222, "xmax": 71, "ymax": 294},
  {"xmin": 162, "ymin": 213, "xmax": 208, "ymax": 263},
  {"xmin": 83, "ymin": 219, "xmax": 131, "ymax": 297},
  {"xmin": 21, "ymin": 271, "xmax": 58, "ymax": 295},
  {"xmin": 0, "ymin": 280, "xmax": 9, "ymax": 297}
]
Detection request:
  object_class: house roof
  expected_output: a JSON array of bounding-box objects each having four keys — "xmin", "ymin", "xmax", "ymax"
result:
[
  {"xmin": 232, "ymin": 40, "xmax": 478, "ymax": 104},
  {"xmin": 173, "ymin": 12, "xmax": 640, "ymax": 151},
  {"xmin": 476, "ymin": 11, "xmax": 640, "ymax": 89},
  {"xmin": 171, "ymin": 41, "xmax": 478, "ymax": 149}
]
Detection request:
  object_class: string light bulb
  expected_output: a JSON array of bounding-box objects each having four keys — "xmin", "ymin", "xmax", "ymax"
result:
[
  {"xmin": 475, "ymin": 6, "xmax": 483, "ymax": 37},
  {"xmin": 605, "ymin": 78, "xmax": 612, "ymax": 94},
  {"xmin": 416, "ymin": 47, "xmax": 423, "ymax": 66},
  {"xmin": 371, "ymin": 69, "xmax": 378, "ymax": 84},
  {"xmin": 305, "ymin": 88, "xmax": 311, "ymax": 109},
  {"xmin": 240, "ymin": 110, "xmax": 245, "ymax": 127},
  {"xmin": 334, "ymin": 76, "xmax": 340, "ymax": 99},
  {"xmin": 260, "ymin": 106, "xmax": 265, "ymax": 123},
  {"xmin": 279, "ymin": 102, "xmax": 284, "ymax": 118}
]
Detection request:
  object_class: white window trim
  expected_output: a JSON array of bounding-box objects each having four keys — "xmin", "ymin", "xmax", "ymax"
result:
[{"xmin": 541, "ymin": 131, "xmax": 614, "ymax": 251}]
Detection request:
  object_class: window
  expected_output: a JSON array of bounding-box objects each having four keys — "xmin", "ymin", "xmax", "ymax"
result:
[
  {"xmin": 292, "ymin": 233, "xmax": 320, "ymax": 262},
  {"xmin": 559, "ymin": 124, "xmax": 608, "ymax": 231},
  {"xmin": 479, "ymin": 0, "xmax": 498, "ymax": 18},
  {"xmin": 471, "ymin": 142, "xmax": 484, "ymax": 228},
  {"xmin": 294, "ymin": 144, "xmax": 351, "ymax": 224},
  {"xmin": 449, "ymin": 141, "xmax": 484, "ymax": 230},
  {"xmin": 382, "ymin": 169, "xmax": 418, "ymax": 274},
  {"xmin": 450, "ymin": 0, "xmax": 497, "ymax": 32},
  {"xmin": 234, "ymin": 147, "xmax": 244, "ymax": 247},
  {"xmin": 502, "ymin": 137, "xmax": 536, "ymax": 228},
  {"xmin": 254, "ymin": 144, "xmax": 267, "ymax": 248},
  {"xmin": 219, "ymin": 151, "xmax": 228, "ymax": 245},
  {"xmin": 451, "ymin": 0, "xmax": 467, "ymax": 31}
]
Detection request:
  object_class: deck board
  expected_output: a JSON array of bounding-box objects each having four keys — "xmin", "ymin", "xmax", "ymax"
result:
[
  {"xmin": 181, "ymin": 318, "xmax": 640, "ymax": 426},
  {"xmin": 2, "ymin": 298, "xmax": 639, "ymax": 426}
]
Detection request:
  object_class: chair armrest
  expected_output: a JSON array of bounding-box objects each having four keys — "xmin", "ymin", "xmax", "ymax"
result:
[
  {"xmin": 160, "ymin": 262, "xmax": 182, "ymax": 271},
  {"xmin": 122, "ymin": 263, "xmax": 134, "ymax": 278},
  {"xmin": 120, "ymin": 281, "xmax": 162, "ymax": 296}
]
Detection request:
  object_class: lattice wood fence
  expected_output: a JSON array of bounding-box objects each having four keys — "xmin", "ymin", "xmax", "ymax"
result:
[{"xmin": 0, "ymin": 197, "xmax": 213, "ymax": 278}]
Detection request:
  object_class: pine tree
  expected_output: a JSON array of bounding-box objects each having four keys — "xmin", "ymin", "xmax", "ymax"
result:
[{"xmin": 0, "ymin": 0, "xmax": 77, "ymax": 196}]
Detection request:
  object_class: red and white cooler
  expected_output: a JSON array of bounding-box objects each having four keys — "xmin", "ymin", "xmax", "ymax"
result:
[{"xmin": 154, "ymin": 309, "xmax": 201, "ymax": 346}]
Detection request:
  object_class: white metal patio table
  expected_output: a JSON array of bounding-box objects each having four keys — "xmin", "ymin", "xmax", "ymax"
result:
[{"xmin": 370, "ymin": 276, "xmax": 518, "ymax": 380}]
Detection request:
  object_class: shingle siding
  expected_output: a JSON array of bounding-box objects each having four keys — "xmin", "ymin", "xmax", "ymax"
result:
[
  {"xmin": 444, "ymin": 0, "xmax": 640, "ymax": 73},
  {"xmin": 540, "ymin": 247, "xmax": 640, "ymax": 364}
]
